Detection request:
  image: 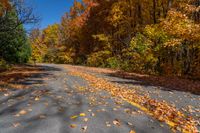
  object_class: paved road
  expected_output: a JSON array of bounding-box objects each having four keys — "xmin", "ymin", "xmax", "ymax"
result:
[{"xmin": 0, "ymin": 64, "xmax": 199, "ymax": 133}]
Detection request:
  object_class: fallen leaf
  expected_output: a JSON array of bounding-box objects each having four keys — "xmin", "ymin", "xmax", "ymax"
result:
[
  {"xmin": 70, "ymin": 124, "xmax": 77, "ymax": 128},
  {"xmin": 113, "ymin": 108, "xmax": 117, "ymax": 111},
  {"xmin": 106, "ymin": 121, "xmax": 111, "ymax": 127},
  {"xmin": 19, "ymin": 110, "xmax": 27, "ymax": 115},
  {"xmin": 113, "ymin": 119, "xmax": 120, "ymax": 126},
  {"xmin": 34, "ymin": 97, "xmax": 40, "ymax": 101},
  {"xmin": 57, "ymin": 96, "xmax": 63, "ymax": 99},
  {"xmin": 28, "ymin": 108, "xmax": 32, "ymax": 112},
  {"xmin": 14, "ymin": 114, "xmax": 20, "ymax": 117},
  {"xmin": 124, "ymin": 108, "xmax": 131, "ymax": 114},
  {"xmin": 13, "ymin": 122, "xmax": 21, "ymax": 128},
  {"xmin": 4, "ymin": 93, "xmax": 9, "ymax": 97},
  {"xmin": 70, "ymin": 115, "xmax": 78, "ymax": 119},
  {"xmin": 39, "ymin": 115, "xmax": 46, "ymax": 119},
  {"xmin": 83, "ymin": 118, "xmax": 88, "ymax": 122},
  {"xmin": 81, "ymin": 126, "xmax": 87, "ymax": 132},
  {"xmin": 101, "ymin": 108, "xmax": 106, "ymax": 112},
  {"xmin": 127, "ymin": 122, "xmax": 133, "ymax": 126},
  {"xmin": 58, "ymin": 107, "xmax": 65, "ymax": 112},
  {"xmin": 80, "ymin": 113, "xmax": 86, "ymax": 117},
  {"xmin": 130, "ymin": 130, "xmax": 136, "ymax": 133}
]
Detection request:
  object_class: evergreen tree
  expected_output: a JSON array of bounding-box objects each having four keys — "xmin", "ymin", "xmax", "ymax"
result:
[{"xmin": 0, "ymin": 1, "xmax": 32, "ymax": 64}]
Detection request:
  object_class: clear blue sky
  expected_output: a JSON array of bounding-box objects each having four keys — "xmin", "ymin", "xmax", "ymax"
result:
[{"xmin": 26, "ymin": 0, "xmax": 75, "ymax": 29}]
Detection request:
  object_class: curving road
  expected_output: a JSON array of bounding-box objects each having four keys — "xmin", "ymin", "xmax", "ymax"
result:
[{"xmin": 0, "ymin": 64, "xmax": 199, "ymax": 133}]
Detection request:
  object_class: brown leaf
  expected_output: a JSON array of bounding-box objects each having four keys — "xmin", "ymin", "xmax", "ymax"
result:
[
  {"xmin": 81, "ymin": 126, "xmax": 87, "ymax": 132},
  {"xmin": 70, "ymin": 124, "xmax": 77, "ymax": 128},
  {"xmin": 113, "ymin": 119, "xmax": 120, "ymax": 126},
  {"xmin": 18, "ymin": 110, "xmax": 27, "ymax": 115}
]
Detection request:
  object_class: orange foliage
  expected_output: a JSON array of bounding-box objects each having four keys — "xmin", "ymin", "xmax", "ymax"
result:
[{"xmin": 0, "ymin": 0, "xmax": 11, "ymax": 16}]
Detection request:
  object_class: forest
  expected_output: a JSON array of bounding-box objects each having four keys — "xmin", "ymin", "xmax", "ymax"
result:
[
  {"xmin": 1, "ymin": 0, "xmax": 200, "ymax": 78},
  {"xmin": 30, "ymin": 0, "xmax": 200, "ymax": 79}
]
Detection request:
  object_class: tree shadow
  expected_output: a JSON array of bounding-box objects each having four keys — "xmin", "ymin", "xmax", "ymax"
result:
[
  {"xmin": 105, "ymin": 71, "xmax": 200, "ymax": 95},
  {"xmin": 0, "ymin": 65, "xmax": 61, "ymax": 90},
  {"xmin": 0, "ymin": 64, "xmax": 84, "ymax": 133},
  {"xmin": 0, "ymin": 87, "xmax": 85, "ymax": 133}
]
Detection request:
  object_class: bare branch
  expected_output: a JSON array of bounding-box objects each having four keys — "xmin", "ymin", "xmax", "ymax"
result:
[{"xmin": 0, "ymin": 0, "xmax": 40, "ymax": 33}]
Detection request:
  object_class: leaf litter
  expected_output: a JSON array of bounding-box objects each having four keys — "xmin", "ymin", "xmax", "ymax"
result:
[{"xmin": 68, "ymin": 68, "xmax": 198, "ymax": 133}]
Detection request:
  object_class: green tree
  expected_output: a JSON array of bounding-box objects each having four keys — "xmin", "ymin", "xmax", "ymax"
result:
[{"xmin": 0, "ymin": 8, "xmax": 31, "ymax": 63}]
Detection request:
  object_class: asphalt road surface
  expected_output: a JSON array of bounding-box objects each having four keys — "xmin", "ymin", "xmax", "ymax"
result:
[{"xmin": 0, "ymin": 64, "xmax": 199, "ymax": 133}]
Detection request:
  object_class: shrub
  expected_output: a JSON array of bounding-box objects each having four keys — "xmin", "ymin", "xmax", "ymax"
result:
[
  {"xmin": 56, "ymin": 53, "xmax": 73, "ymax": 64},
  {"xmin": 87, "ymin": 50, "xmax": 111, "ymax": 67},
  {"xmin": 106, "ymin": 57, "xmax": 121, "ymax": 69},
  {"xmin": 0, "ymin": 58, "xmax": 9, "ymax": 71}
]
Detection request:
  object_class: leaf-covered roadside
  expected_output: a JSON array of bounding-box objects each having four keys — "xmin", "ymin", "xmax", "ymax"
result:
[
  {"xmin": 67, "ymin": 67, "xmax": 198, "ymax": 133},
  {"xmin": 0, "ymin": 65, "xmax": 43, "ymax": 92},
  {"xmin": 65, "ymin": 65, "xmax": 200, "ymax": 95}
]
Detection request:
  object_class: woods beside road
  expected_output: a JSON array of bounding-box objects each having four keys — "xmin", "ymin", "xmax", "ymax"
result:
[{"xmin": 30, "ymin": 0, "xmax": 200, "ymax": 80}]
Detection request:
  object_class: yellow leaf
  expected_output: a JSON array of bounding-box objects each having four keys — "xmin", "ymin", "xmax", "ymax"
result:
[
  {"xmin": 35, "ymin": 97, "xmax": 40, "ymax": 101},
  {"xmin": 80, "ymin": 113, "xmax": 86, "ymax": 117},
  {"xmin": 130, "ymin": 130, "xmax": 136, "ymax": 133},
  {"xmin": 70, "ymin": 115, "xmax": 78, "ymax": 119}
]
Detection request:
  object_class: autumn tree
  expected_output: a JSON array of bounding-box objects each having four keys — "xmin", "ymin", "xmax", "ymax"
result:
[{"xmin": 0, "ymin": 0, "xmax": 11, "ymax": 16}]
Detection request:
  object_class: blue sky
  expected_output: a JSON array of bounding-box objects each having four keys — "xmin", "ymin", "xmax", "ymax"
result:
[{"xmin": 26, "ymin": 0, "xmax": 75, "ymax": 29}]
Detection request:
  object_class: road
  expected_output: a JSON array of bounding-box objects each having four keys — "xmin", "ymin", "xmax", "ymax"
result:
[{"xmin": 0, "ymin": 64, "xmax": 199, "ymax": 133}]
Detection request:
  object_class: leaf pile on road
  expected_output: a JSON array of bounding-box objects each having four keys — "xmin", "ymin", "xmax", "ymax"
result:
[{"xmin": 68, "ymin": 68, "xmax": 198, "ymax": 133}]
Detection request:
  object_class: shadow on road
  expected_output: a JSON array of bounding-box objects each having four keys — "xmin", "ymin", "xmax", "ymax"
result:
[
  {"xmin": 0, "ymin": 64, "xmax": 84, "ymax": 133},
  {"xmin": 105, "ymin": 71, "xmax": 200, "ymax": 95}
]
